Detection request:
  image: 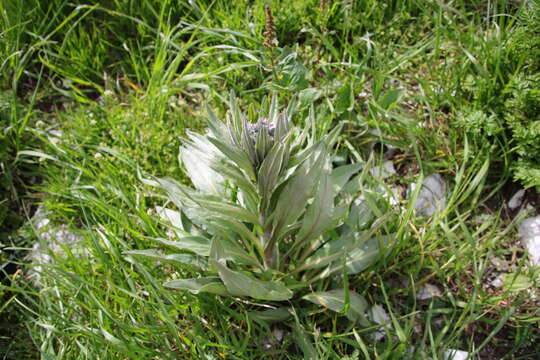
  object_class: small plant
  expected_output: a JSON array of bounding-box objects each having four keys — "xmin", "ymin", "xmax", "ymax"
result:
[{"xmin": 131, "ymin": 93, "xmax": 392, "ymax": 323}]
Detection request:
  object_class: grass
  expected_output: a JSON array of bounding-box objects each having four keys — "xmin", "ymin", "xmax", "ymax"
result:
[{"xmin": 1, "ymin": 0, "xmax": 540, "ymax": 358}]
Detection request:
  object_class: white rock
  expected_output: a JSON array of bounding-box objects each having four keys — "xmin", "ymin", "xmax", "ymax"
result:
[
  {"xmin": 490, "ymin": 275, "xmax": 504, "ymax": 288},
  {"xmin": 370, "ymin": 161, "xmax": 396, "ymax": 179},
  {"xmin": 410, "ymin": 174, "xmax": 447, "ymax": 217},
  {"xmin": 29, "ymin": 207, "xmax": 84, "ymax": 282},
  {"xmin": 417, "ymin": 283, "xmax": 442, "ymax": 300},
  {"xmin": 518, "ymin": 216, "xmax": 540, "ymax": 265},
  {"xmin": 509, "ymin": 189, "xmax": 526, "ymax": 210},
  {"xmin": 368, "ymin": 304, "xmax": 391, "ymax": 340},
  {"xmin": 444, "ymin": 349, "xmax": 469, "ymax": 360}
]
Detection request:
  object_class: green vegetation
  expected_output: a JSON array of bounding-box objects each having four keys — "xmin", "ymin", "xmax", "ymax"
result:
[{"xmin": 1, "ymin": 0, "xmax": 539, "ymax": 359}]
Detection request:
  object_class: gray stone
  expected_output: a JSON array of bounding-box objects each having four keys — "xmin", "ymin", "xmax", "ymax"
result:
[
  {"xmin": 509, "ymin": 189, "xmax": 526, "ymax": 210},
  {"xmin": 410, "ymin": 174, "xmax": 447, "ymax": 217},
  {"xmin": 416, "ymin": 283, "xmax": 443, "ymax": 300},
  {"xmin": 518, "ymin": 216, "xmax": 540, "ymax": 265}
]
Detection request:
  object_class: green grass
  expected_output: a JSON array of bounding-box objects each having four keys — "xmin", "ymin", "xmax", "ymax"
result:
[{"xmin": 1, "ymin": 0, "xmax": 540, "ymax": 359}]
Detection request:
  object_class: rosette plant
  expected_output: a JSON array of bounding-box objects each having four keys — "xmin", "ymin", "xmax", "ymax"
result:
[{"xmin": 131, "ymin": 93, "xmax": 391, "ymax": 323}]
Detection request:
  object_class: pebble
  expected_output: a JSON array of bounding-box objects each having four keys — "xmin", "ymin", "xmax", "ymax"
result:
[
  {"xmin": 368, "ymin": 304, "xmax": 391, "ymax": 340},
  {"xmin": 518, "ymin": 216, "xmax": 540, "ymax": 265},
  {"xmin": 369, "ymin": 160, "xmax": 397, "ymax": 180},
  {"xmin": 444, "ymin": 349, "xmax": 469, "ymax": 360},
  {"xmin": 410, "ymin": 174, "xmax": 447, "ymax": 217},
  {"xmin": 508, "ymin": 189, "xmax": 526, "ymax": 210},
  {"xmin": 416, "ymin": 283, "xmax": 443, "ymax": 300}
]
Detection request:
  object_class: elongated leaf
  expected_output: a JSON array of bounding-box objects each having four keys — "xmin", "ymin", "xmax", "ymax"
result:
[
  {"xmin": 164, "ymin": 277, "xmax": 229, "ymax": 296},
  {"xmin": 125, "ymin": 249, "xmax": 208, "ymax": 270},
  {"xmin": 258, "ymin": 141, "xmax": 288, "ymax": 200},
  {"xmin": 180, "ymin": 132, "xmax": 225, "ymax": 195},
  {"xmin": 206, "ymin": 104, "xmax": 228, "ymax": 139},
  {"xmin": 219, "ymin": 235, "xmax": 262, "ymax": 267},
  {"xmin": 292, "ymin": 323, "xmax": 318, "ymax": 360},
  {"xmin": 274, "ymin": 111, "xmax": 290, "ymax": 142},
  {"xmin": 255, "ymin": 118, "xmax": 271, "ymax": 162},
  {"xmin": 209, "ymin": 159, "xmax": 258, "ymax": 201},
  {"xmin": 193, "ymin": 195, "xmax": 260, "ymax": 226},
  {"xmin": 155, "ymin": 177, "xmax": 197, "ymax": 210},
  {"xmin": 268, "ymin": 92, "xmax": 279, "ymax": 125},
  {"xmin": 148, "ymin": 236, "xmax": 211, "ymax": 257},
  {"xmin": 209, "ymin": 217, "xmax": 263, "ymax": 259},
  {"xmin": 335, "ymin": 81, "xmax": 354, "ymax": 114},
  {"xmin": 322, "ymin": 234, "xmax": 393, "ymax": 280},
  {"xmin": 208, "ymin": 136, "xmax": 255, "ymax": 179},
  {"xmin": 341, "ymin": 237, "xmax": 381, "ymax": 274},
  {"xmin": 211, "ymin": 239, "xmax": 293, "ymax": 301},
  {"xmin": 331, "ymin": 163, "xmax": 363, "ymax": 195},
  {"xmin": 154, "ymin": 206, "xmax": 184, "ymax": 230},
  {"xmin": 299, "ymin": 231, "xmax": 369, "ymax": 272},
  {"xmin": 241, "ymin": 115, "xmax": 257, "ymax": 164},
  {"xmin": 270, "ymin": 143, "xmax": 326, "ymax": 245},
  {"xmin": 379, "ymin": 88, "xmax": 404, "ymax": 110},
  {"xmin": 248, "ymin": 307, "xmax": 291, "ymax": 323},
  {"xmin": 303, "ymin": 289, "xmax": 369, "ymax": 324},
  {"xmin": 296, "ymin": 171, "xmax": 334, "ymax": 245}
]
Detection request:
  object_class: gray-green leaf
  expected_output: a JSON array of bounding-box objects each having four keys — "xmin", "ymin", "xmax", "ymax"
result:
[
  {"xmin": 211, "ymin": 239, "xmax": 293, "ymax": 301},
  {"xmin": 125, "ymin": 249, "xmax": 208, "ymax": 270},
  {"xmin": 303, "ymin": 289, "xmax": 369, "ymax": 324},
  {"xmin": 164, "ymin": 276, "xmax": 229, "ymax": 296}
]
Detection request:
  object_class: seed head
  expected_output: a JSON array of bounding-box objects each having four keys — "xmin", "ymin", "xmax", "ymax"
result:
[{"xmin": 263, "ymin": 5, "xmax": 278, "ymax": 51}]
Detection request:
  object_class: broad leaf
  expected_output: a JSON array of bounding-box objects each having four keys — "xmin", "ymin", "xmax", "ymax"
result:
[{"xmin": 303, "ymin": 289, "xmax": 369, "ymax": 324}]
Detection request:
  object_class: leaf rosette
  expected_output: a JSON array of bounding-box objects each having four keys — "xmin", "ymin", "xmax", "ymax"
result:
[{"xmin": 129, "ymin": 93, "xmax": 393, "ymax": 322}]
